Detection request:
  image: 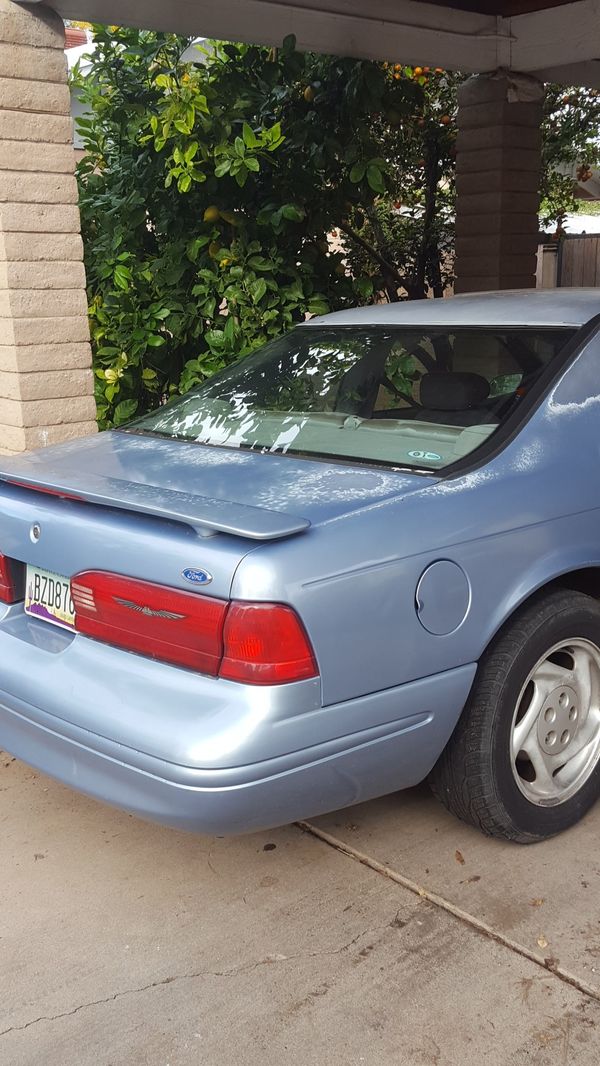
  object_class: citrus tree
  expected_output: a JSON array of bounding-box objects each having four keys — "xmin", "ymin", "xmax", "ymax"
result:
[
  {"xmin": 74, "ymin": 26, "xmax": 600, "ymax": 426},
  {"xmin": 541, "ymin": 84, "xmax": 600, "ymax": 229}
]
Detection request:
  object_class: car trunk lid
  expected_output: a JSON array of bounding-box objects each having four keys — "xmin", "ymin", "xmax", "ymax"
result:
[
  {"xmin": 0, "ymin": 429, "xmax": 430, "ymax": 535},
  {"xmin": 0, "ymin": 431, "xmax": 431, "ymax": 601}
]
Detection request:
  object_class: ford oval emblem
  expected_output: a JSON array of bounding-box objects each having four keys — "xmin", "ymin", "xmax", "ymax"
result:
[{"xmin": 182, "ymin": 567, "xmax": 213, "ymax": 587}]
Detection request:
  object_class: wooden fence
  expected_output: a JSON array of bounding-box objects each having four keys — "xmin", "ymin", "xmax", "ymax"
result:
[{"xmin": 537, "ymin": 235, "xmax": 600, "ymax": 288}]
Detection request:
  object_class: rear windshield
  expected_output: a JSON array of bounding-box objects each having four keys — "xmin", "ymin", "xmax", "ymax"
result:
[{"xmin": 127, "ymin": 325, "xmax": 575, "ymax": 472}]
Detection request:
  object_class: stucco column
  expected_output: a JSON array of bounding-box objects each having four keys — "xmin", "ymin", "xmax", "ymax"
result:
[
  {"xmin": 454, "ymin": 71, "xmax": 544, "ymax": 294},
  {"xmin": 0, "ymin": 0, "xmax": 95, "ymax": 454}
]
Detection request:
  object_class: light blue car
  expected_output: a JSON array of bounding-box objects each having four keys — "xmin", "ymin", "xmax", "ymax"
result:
[{"xmin": 2, "ymin": 288, "xmax": 600, "ymax": 843}]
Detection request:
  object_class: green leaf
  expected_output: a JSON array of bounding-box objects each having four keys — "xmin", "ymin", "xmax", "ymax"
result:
[
  {"xmin": 177, "ymin": 172, "xmax": 192, "ymax": 192},
  {"xmin": 234, "ymin": 162, "xmax": 249, "ymax": 187},
  {"xmin": 214, "ymin": 159, "xmax": 231, "ymax": 177},
  {"xmin": 281, "ymin": 203, "xmax": 304, "ymax": 221},
  {"xmin": 307, "ymin": 297, "xmax": 330, "ymax": 315},
  {"xmin": 286, "ymin": 279, "xmax": 304, "ymax": 301},
  {"xmin": 187, "ymin": 235, "xmax": 211, "ymax": 261},
  {"xmin": 250, "ymin": 278, "xmax": 267, "ymax": 302},
  {"xmin": 224, "ymin": 314, "xmax": 236, "ymax": 342},
  {"xmin": 248, "ymin": 255, "xmax": 276, "ymax": 271},
  {"xmin": 146, "ymin": 334, "xmax": 166, "ymax": 347},
  {"xmin": 113, "ymin": 264, "xmax": 132, "ymax": 290},
  {"xmin": 366, "ymin": 162, "xmax": 385, "ymax": 194},
  {"xmin": 245, "ymin": 156, "xmax": 260, "ymax": 172},
  {"xmin": 242, "ymin": 122, "xmax": 259, "ymax": 148},
  {"xmin": 113, "ymin": 399, "xmax": 138, "ymax": 425},
  {"xmin": 349, "ymin": 161, "xmax": 367, "ymax": 183},
  {"xmin": 184, "ymin": 141, "xmax": 199, "ymax": 163},
  {"xmin": 353, "ymin": 276, "xmax": 374, "ymax": 299}
]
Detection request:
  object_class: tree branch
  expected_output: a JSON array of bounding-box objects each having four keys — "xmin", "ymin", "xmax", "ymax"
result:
[{"xmin": 337, "ymin": 220, "xmax": 407, "ymax": 299}]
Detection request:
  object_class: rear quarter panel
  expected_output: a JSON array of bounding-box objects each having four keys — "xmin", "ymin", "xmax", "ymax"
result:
[{"xmin": 233, "ymin": 332, "xmax": 600, "ymax": 706}]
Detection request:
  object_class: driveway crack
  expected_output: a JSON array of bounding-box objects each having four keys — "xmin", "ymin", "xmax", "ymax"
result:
[
  {"xmin": 0, "ymin": 928, "xmax": 370, "ymax": 1038},
  {"xmin": 296, "ymin": 819, "xmax": 600, "ymax": 1005}
]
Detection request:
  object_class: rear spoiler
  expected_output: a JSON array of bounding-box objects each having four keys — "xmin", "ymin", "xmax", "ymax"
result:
[{"xmin": 0, "ymin": 471, "xmax": 310, "ymax": 541}]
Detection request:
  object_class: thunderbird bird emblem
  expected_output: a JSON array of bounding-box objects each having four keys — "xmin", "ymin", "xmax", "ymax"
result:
[{"xmin": 113, "ymin": 597, "xmax": 185, "ymax": 620}]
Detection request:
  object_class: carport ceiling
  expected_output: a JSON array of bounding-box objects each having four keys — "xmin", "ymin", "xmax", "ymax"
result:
[
  {"xmin": 421, "ymin": 0, "xmax": 577, "ymax": 12},
  {"xmin": 17, "ymin": 0, "xmax": 600, "ymax": 86}
]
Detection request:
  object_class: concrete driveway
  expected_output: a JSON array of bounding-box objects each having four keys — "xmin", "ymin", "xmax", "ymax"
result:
[{"xmin": 1, "ymin": 756, "xmax": 599, "ymax": 1066}]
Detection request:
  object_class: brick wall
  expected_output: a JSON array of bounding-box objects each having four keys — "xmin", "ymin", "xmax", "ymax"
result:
[{"xmin": 0, "ymin": 0, "xmax": 95, "ymax": 454}]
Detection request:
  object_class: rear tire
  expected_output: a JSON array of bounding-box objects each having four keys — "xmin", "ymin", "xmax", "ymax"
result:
[{"xmin": 429, "ymin": 588, "xmax": 600, "ymax": 843}]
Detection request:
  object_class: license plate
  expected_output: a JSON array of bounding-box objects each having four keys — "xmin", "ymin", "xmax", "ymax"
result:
[{"xmin": 25, "ymin": 565, "xmax": 76, "ymax": 631}]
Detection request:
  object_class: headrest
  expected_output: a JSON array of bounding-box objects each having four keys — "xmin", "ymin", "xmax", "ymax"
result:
[{"xmin": 420, "ymin": 372, "xmax": 490, "ymax": 412}]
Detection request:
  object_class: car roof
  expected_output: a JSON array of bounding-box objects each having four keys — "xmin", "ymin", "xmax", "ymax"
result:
[{"xmin": 303, "ymin": 288, "xmax": 600, "ymax": 329}]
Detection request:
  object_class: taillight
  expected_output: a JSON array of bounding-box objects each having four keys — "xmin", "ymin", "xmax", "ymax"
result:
[
  {"xmin": 70, "ymin": 570, "xmax": 318, "ymax": 684},
  {"xmin": 220, "ymin": 602, "xmax": 318, "ymax": 684},
  {"xmin": 0, "ymin": 553, "xmax": 18, "ymax": 604},
  {"xmin": 71, "ymin": 571, "xmax": 228, "ymax": 674}
]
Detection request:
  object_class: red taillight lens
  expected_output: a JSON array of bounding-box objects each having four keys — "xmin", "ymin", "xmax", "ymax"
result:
[
  {"xmin": 70, "ymin": 571, "xmax": 318, "ymax": 684},
  {"xmin": 71, "ymin": 571, "xmax": 228, "ymax": 674},
  {"xmin": 220, "ymin": 602, "xmax": 318, "ymax": 685},
  {"xmin": 6, "ymin": 480, "xmax": 82, "ymax": 501},
  {"xmin": 0, "ymin": 552, "xmax": 18, "ymax": 604}
]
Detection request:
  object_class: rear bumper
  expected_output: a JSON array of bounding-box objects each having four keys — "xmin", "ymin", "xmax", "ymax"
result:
[{"xmin": 0, "ymin": 659, "xmax": 476, "ymax": 835}]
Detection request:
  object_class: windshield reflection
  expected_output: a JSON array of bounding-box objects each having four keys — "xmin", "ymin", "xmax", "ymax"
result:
[{"xmin": 128, "ymin": 326, "xmax": 574, "ymax": 471}]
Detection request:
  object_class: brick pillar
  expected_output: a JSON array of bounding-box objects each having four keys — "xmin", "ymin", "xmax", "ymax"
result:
[
  {"xmin": 454, "ymin": 72, "xmax": 544, "ymax": 295},
  {"xmin": 0, "ymin": 0, "xmax": 95, "ymax": 454}
]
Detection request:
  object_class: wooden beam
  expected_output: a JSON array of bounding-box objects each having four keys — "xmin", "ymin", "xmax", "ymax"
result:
[
  {"xmin": 19, "ymin": 0, "xmax": 600, "ymax": 83},
  {"xmin": 535, "ymin": 59, "xmax": 600, "ymax": 88},
  {"xmin": 510, "ymin": 0, "xmax": 600, "ymax": 70},
  {"xmin": 18, "ymin": 0, "xmax": 502, "ymax": 71}
]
